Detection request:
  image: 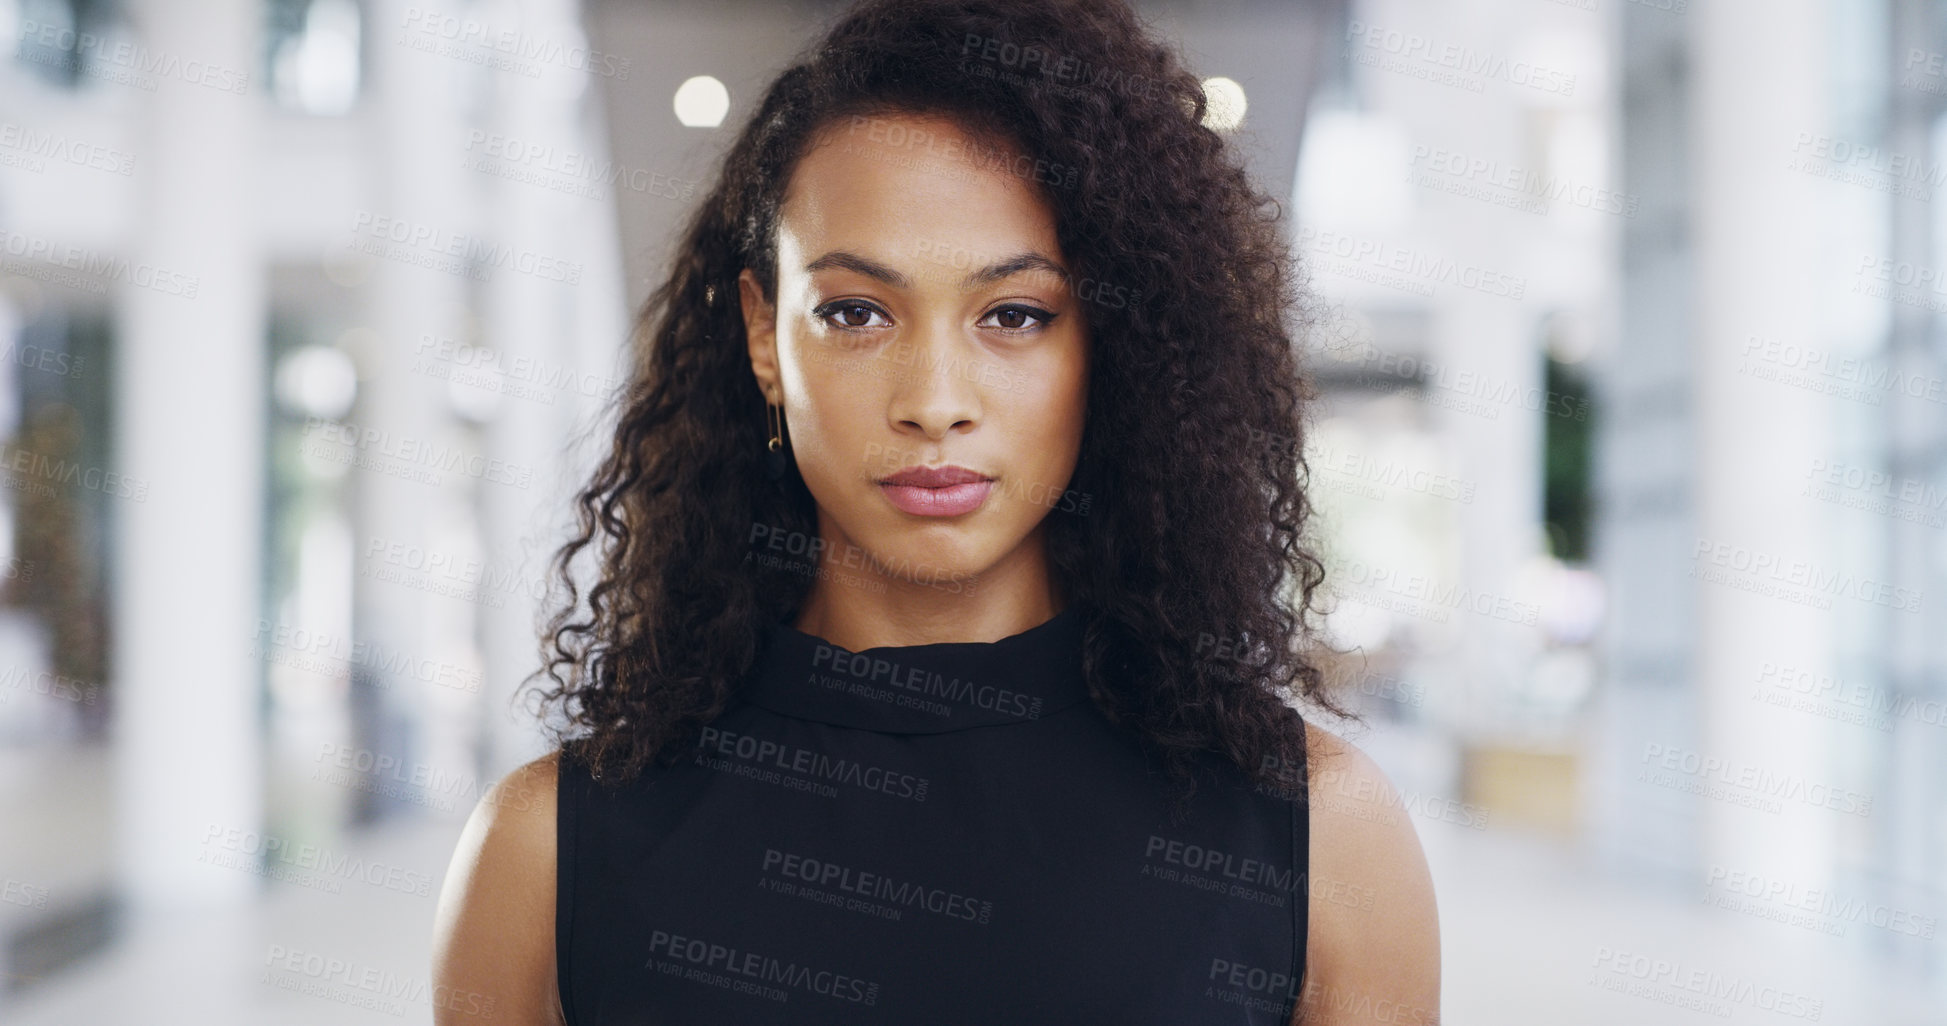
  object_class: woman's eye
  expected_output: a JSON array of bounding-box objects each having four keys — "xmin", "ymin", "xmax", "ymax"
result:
[
  {"xmin": 979, "ymin": 305, "xmax": 1056, "ymax": 332},
  {"xmin": 815, "ymin": 301, "xmax": 890, "ymax": 330}
]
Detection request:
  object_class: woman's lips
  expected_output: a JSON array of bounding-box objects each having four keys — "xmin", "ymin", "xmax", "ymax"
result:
[
  {"xmin": 879, "ymin": 479, "xmax": 994, "ymax": 517},
  {"xmin": 876, "ymin": 465, "xmax": 994, "ymax": 517}
]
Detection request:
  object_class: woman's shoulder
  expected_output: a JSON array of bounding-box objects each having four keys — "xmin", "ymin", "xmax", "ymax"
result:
[
  {"xmin": 431, "ymin": 750, "xmax": 564, "ymax": 1025},
  {"xmin": 460, "ymin": 749, "xmax": 561, "ymax": 852},
  {"xmin": 1299, "ymin": 720, "xmax": 1392, "ymax": 806},
  {"xmin": 1294, "ymin": 720, "xmax": 1442, "ymax": 1024},
  {"xmin": 442, "ymin": 743, "xmax": 561, "ymax": 875},
  {"xmin": 443, "ymin": 748, "xmax": 560, "ymax": 871},
  {"xmin": 1299, "ymin": 720, "xmax": 1431, "ymax": 883},
  {"xmin": 488, "ymin": 749, "xmax": 562, "ymax": 813}
]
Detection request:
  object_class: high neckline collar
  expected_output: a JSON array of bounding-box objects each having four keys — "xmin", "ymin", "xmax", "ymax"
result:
[{"xmin": 739, "ymin": 605, "xmax": 1090, "ymax": 734}]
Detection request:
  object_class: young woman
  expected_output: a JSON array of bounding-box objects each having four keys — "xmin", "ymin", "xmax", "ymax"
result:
[{"xmin": 431, "ymin": 0, "xmax": 1440, "ymax": 1022}]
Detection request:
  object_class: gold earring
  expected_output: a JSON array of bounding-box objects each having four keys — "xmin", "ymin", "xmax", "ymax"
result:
[{"xmin": 764, "ymin": 389, "xmax": 787, "ymax": 481}]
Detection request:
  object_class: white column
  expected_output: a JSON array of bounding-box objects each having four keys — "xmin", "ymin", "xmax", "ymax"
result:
[
  {"xmin": 347, "ymin": 0, "xmax": 474, "ymax": 816},
  {"xmin": 1690, "ymin": 0, "xmax": 1832, "ymax": 879},
  {"xmin": 477, "ymin": 0, "xmax": 596, "ymax": 778},
  {"xmin": 1882, "ymin": 0, "xmax": 1947, "ymax": 985},
  {"xmin": 1595, "ymin": 0, "xmax": 1700, "ymax": 881},
  {"xmin": 111, "ymin": 0, "xmax": 265, "ymax": 911},
  {"xmin": 1438, "ymin": 299, "xmax": 1544, "ymax": 738}
]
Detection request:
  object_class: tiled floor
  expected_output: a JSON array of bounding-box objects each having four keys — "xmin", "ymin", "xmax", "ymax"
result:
[{"xmin": 5, "ymin": 808, "xmax": 466, "ymax": 1026}]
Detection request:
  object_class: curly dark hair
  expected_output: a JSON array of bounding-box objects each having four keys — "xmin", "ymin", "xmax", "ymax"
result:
[{"xmin": 525, "ymin": 0, "xmax": 1357, "ymax": 812}]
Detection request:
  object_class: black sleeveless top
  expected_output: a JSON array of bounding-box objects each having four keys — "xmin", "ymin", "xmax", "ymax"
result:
[{"xmin": 556, "ymin": 605, "xmax": 1309, "ymax": 1024}]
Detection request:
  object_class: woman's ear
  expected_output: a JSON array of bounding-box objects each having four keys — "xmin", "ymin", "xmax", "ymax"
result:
[{"xmin": 739, "ymin": 268, "xmax": 780, "ymax": 399}]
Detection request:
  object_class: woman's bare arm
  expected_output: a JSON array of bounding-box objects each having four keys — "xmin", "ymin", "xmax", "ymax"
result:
[
  {"xmin": 431, "ymin": 751, "xmax": 566, "ymax": 1025},
  {"xmin": 1292, "ymin": 721, "xmax": 1442, "ymax": 1026}
]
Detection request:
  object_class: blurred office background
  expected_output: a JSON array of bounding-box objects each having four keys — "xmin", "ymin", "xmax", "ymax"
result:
[{"xmin": 0, "ymin": 0, "xmax": 1943, "ymax": 1021}]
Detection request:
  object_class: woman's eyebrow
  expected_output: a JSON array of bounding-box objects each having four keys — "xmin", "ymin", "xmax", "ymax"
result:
[
  {"xmin": 805, "ymin": 250, "xmax": 913, "ymax": 288},
  {"xmin": 804, "ymin": 249, "xmax": 1071, "ymax": 291},
  {"xmin": 960, "ymin": 252, "xmax": 1071, "ymax": 290}
]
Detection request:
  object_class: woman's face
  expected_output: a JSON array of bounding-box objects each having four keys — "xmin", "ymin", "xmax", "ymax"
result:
[{"xmin": 740, "ymin": 111, "xmax": 1089, "ymax": 597}]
